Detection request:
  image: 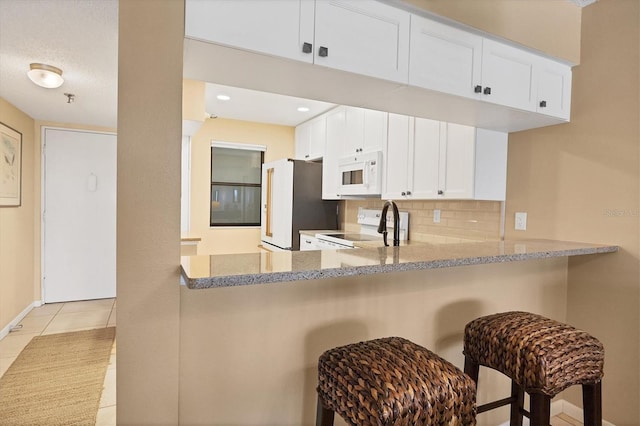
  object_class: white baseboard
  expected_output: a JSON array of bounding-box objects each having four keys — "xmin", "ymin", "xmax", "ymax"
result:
[
  {"xmin": 498, "ymin": 400, "xmax": 563, "ymax": 426},
  {"xmin": 0, "ymin": 301, "xmax": 41, "ymax": 340},
  {"xmin": 562, "ymin": 399, "xmax": 615, "ymax": 426},
  {"xmin": 498, "ymin": 399, "xmax": 614, "ymax": 426}
]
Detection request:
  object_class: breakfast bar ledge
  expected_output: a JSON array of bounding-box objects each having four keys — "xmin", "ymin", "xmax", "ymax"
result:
[{"xmin": 180, "ymin": 239, "xmax": 618, "ymax": 289}]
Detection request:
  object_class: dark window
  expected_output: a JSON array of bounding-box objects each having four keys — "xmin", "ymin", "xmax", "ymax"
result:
[{"xmin": 210, "ymin": 146, "xmax": 263, "ymax": 226}]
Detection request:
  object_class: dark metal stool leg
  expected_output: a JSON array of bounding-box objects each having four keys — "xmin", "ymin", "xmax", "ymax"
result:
[
  {"xmin": 509, "ymin": 381, "xmax": 525, "ymax": 426},
  {"xmin": 583, "ymin": 382, "xmax": 602, "ymax": 426},
  {"xmin": 315, "ymin": 395, "xmax": 334, "ymax": 426},
  {"xmin": 464, "ymin": 355, "xmax": 480, "ymax": 383},
  {"xmin": 529, "ymin": 393, "xmax": 551, "ymax": 426}
]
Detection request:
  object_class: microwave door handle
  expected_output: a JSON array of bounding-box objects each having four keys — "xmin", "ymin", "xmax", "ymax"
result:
[{"xmin": 363, "ymin": 161, "xmax": 370, "ymax": 188}]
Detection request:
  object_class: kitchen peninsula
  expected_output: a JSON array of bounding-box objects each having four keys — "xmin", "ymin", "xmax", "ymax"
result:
[
  {"xmin": 178, "ymin": 238, "xmax": 618, "ymax": 425},
  {"xmin": 181, "ymin": 239, "xmax": 617, "ymax": 289}
]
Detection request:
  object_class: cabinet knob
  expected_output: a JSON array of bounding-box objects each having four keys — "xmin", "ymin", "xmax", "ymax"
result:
[
  {"xmin": 318, "ymin": 46, "xmax": 329, "ymax": 57},
  {"xmin": 539, "ymin": 100, "xmax": 547, "ymax": 108},
  {"xmin": 406, "ymin": 191, "xmax": 412, "ymax": 195},
  {"xmin": 302, "ymin": 42, "xmax": 312, "ymax": 54},
  {"xmin": 438, "ymin": 190, "xmax": 444, "ymax": 195},
  {"xmin": 483, "ymin": 87, "xmax": 492, "ymax": 95},
  {"xmin": 401, "ymin": 192, "xmax": 406, "ymax": 196},
  {"xmin": 474, "ymin": 85, "xmax": 482, "ymax": 93},
  {"xmin": 305, "ymin": 154, "xmax": 309, "ymax": 158}
]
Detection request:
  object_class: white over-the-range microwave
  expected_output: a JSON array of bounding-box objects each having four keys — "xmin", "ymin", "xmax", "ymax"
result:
[{"xmin": 337, "ymin": 151, "xmax": 382, "ymax": 196}]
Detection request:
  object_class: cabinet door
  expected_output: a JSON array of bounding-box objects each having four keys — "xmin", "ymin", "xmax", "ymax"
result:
[
  {"xmin": 363, "ymin": 109, "xmax": 388, "ymax": 152},
  {"xmin": 299, "ymin": 235, "xmax": 318, "ymax": 251},
  {"xmin": 314, "ymin": 0, "xmax": 410, "ymax": 83},
  {"xmin": 295, "ymin": 121, "xmax": 311, "ymax": 160},
  {"xmin": 440, "ymin": 123, "xmax": 475, "ymax": 199},
  {"xmin": 185, "ymin": 0, "xmax": 315, "ymax": 63},
  {"xmin": 344, "ymin": 107, "xmax": 387, "ymax": 155},
  {"xmin": 308, "ymin": 116, "xmax": 327, "ymax": 159},
  {"xmin": 409, "ymin": 15, "xmax": 483, "ymax": 100},
  {"xmin": 412, "ymin": 118, "xmax": 441, "ymax": 199},
  {"xmin": 474, "ymin": 128, "xmax": 508, "ymax": 201},
  {"xmin": 323, "ymin": 107, "xmax": 346, "ymax": 199},
  {"xmin": 480, "ymin": 39, "xmax": 537, "ymax": 112},
  {"xmin": 344, "ymin": 107, "xmax": 364, "ymax": 155},
  {"xmin": 382, "ymin": 114, "xmax": 411, "ymax": 199},
  {"xmin": 536, "ymin": 59, "xmax": 572, "ymax": 120}
]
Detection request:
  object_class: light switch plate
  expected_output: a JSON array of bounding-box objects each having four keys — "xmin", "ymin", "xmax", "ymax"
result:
[
  {"xmin": 433, "ymin": 209, "xmax": 441, "ymax": 224},
  {"xmin": 515, "ymin": 212, "xmax": 527, "ymax": 231}
]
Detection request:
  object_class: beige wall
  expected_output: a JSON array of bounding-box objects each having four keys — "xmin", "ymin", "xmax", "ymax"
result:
[
  {"xmin": 180, "ymin": 258, "xmax": 569, "ymax": 426},
  {"xmin": 402, "ymin": 0, "xmax": 582, "ymax": 64},
  {"xmin": 0, "ymin": 98, "xmax": 35, "ymax": 332},
  {"xmin": 117, "ymin": 0, "xmax": 183, "ymax": 424},
  {"xmin": 190, "ymin": 117, "xmax": 294, "ymax": 254},
  {"xmin": 504, "ymin": 0, "xmax": 639, "ymax": 423}
]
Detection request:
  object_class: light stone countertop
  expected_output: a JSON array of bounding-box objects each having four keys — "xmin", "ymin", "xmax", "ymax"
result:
[{"xmin": 180, "ymin": 239, "xmax": 618, "ymax": 289}]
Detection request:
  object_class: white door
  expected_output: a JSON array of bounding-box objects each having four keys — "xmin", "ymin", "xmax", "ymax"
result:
[
  {"xmin": 314, "ymin": 0, "xmax": 410, "ymax": 83},
  {"xmin": 43, "ymin": 128, "xmax": 116, "ymax": 303}
]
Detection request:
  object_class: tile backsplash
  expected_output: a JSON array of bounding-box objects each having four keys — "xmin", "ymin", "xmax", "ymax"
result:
[{"xmin": 343, "ymin": 199, "xmax": 504, "ymax": 243}]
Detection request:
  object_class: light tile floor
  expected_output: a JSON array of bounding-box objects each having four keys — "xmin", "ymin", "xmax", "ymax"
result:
[
  {"xmin": 0, "ymin": 298, "xmax": 116, "ymax": 425},
  {"xmin": 0, "ymin": 299, "xmax": 584, "ymax": 426}
]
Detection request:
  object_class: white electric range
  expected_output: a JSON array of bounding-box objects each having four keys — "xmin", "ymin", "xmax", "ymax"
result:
[{"xmin": 315, "ymin": 208, "xmax": 409, "ymax": 250}]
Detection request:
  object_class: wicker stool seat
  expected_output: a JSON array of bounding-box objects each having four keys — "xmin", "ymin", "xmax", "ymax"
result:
[
  {"xmin": 463, "ymin": 311, "xmax": 604, "ymax": 426},
  {"xmin": 316, "ymin": 337, "xmax": 477, "ymax": 426}
]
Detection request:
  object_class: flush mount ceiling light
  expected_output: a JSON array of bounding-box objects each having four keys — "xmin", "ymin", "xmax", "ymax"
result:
[{"xmin": 27, "ymin": 63, "xmax": 64, "ymax": 88}]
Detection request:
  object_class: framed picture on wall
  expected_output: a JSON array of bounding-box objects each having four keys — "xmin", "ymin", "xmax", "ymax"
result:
[{"xmin": 0, "ymin": 122, "xmax": 22, "ymax": 207}]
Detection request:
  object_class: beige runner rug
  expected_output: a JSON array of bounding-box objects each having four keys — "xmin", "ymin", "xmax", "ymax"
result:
[{"xmin": 0, "ymin": 327, "xmax": 115, "ymax": 425}]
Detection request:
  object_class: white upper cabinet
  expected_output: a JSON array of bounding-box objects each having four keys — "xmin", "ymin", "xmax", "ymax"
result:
[
  {"xmin": 439, "ymin": 123, "xmax": 476, "ymax": 199},
  {"xmin": 186, "ymin": 0, "xmax": 410, "ymax": 83},
  {"xmin": 383, "ymin": 116, "xmax": 507, "ymax": 201},
  {"xmin": 536, "ymin": 58, "xmax": 572, "ymax": 120},
  {"xmin": 295, "ymin": 115, "xmax": 326, "ymax": 160},
  {"xmin": 480, "ymin": 39, "xmax": 537, "ymax": 112},
  {"xmin": 343, "ymin": 107, "xmax": 388, "ymax": 155},
  {"xmin": 409, "ymin": 15, "xmax": 483, "ymax": 100},
  {"xmin": 322, "ymin": 107, "xmax": 346, "ymax": 200},
  {"xmin": 409, "ymin": 15, "xmax": 571, "ymax": 120},
  {"xmin": 314, "ymin": 0, "xmax": 410, "ymax": 83},
  {"xmin": 185, "ymin": 0, "xmax": 315, "ymax": 63}
]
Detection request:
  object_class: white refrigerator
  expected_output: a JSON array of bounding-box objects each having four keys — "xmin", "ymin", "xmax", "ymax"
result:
[{"xmin": 261, "ymin": 159, "xmax": 338, "ymax": 250}]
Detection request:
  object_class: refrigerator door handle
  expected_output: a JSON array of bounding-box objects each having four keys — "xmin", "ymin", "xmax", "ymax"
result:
[{"xmin": 266, "ymin": 167, "xmax": 274, "ymax": 237}]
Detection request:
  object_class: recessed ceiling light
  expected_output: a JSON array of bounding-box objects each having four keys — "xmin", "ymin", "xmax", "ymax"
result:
[
  {"xmin": 297, "ymin": 107, "xmax": 310, "ymax": 112},
  {"xmin": 27, "ymin": 63, "xmax": 64, "ymax": 89},
  {"xmin": 216, "ymin": 94, "xmax": 231, "ymax": 101}
]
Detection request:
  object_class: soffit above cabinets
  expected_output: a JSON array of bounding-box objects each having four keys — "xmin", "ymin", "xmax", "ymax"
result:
[{"xmin": 184, "ymin": 38, "xmax": 567, "ymax": 134}]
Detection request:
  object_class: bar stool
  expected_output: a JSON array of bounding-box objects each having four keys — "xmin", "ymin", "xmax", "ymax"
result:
[
  {"xmin": 316, "ymin": 337, "xmax": 477, "ymax": 425},
  {"xmin": 463, "ymin": 311, "xmax": 604, "ymax": 426}
]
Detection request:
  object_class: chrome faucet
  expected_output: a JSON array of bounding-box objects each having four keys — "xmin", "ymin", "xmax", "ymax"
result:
[{"xmin": 378, "ymin": 200, "xmax": 400, "ymax": 247}]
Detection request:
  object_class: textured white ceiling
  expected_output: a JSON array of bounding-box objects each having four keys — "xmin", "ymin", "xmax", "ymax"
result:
[
  {"xmin": 0, "ymin": 1, "xmax": 334, "ymax": 130},
  {"xmin": 0, "ymin": 0, "xmax": 119, "ymax": 128},
  {"xmin": 206, "ymin": 83, "xmax": 335, "ymax": 126}
]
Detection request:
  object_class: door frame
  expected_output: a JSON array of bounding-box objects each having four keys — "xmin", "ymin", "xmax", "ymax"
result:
[{"xmin": 40, "ymin": 126, "xmax": 117, "ymax": 303}]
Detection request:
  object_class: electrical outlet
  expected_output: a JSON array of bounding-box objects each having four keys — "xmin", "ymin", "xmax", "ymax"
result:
[
  {"xmin": 433, "ymin": 209, "xmax": 441, "ymax": 224},
  {"xmin": 515, "ymin": 212, "xmax": 527, "ymax": 231}
]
